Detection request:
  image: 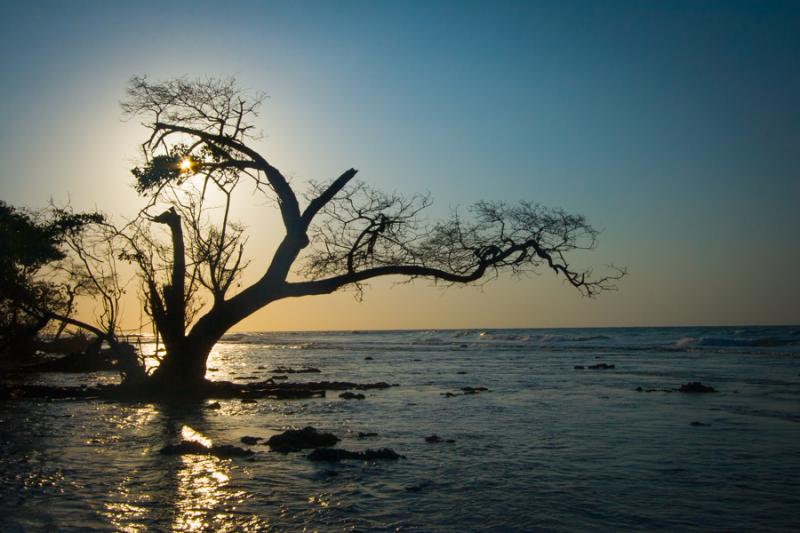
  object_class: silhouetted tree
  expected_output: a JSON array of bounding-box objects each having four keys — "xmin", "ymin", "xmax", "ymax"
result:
[
  {"xmin": 121, "ymin": 76, "xmax": 624, "ymax": 387},
  {"xmin": 0, "ymin": 201, "xmax": 109, "ymax": 354}
]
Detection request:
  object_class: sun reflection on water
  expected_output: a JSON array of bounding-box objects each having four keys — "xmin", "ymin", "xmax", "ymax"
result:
[
  {"xmin": 181, "ymin": 425, "xmax": 213, "ymax": 448},
  {"xmin": 100, "ymin": 411, "xmax": 269, "ymax": 531}
]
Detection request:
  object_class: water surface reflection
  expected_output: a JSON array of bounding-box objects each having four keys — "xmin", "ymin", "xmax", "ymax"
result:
[{"xmin": 101, "ymin": 402, "xmax": 269, "ymax": 531}]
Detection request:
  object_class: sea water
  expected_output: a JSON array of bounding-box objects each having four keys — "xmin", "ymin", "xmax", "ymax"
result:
[{"xmin": 1, "ymin": 326, "xmax": 799, "ymax": 531}]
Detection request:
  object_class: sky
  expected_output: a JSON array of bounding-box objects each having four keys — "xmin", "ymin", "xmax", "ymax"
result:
[{"xmin": 1, "ymin": 0, "xmax": 798, "ymax": 330}]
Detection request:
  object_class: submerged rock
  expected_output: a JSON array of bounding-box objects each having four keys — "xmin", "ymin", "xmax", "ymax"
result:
[
  {"xmin": 357, "ymin": 432, "xmax": 378, "ymax": 438},
  {"xmin": 690, "ymin": 421, "xmax": 710, "ymax": 427},
  {"xmin": 206, "ymin": 401, "xmax": 222, "ymax": 409},
  {"xmin": 241, "ymin": 436, "xmax": 262, "ymax": 445},
  {"xmin": 460, "ymin": 386, "xmax": 489, "ymax": 395},
  {"xmin": 364, "ymin": 356, "xmax": 374, "ymax": 361},
  {"xmin": 266, "ymin": 426, "xmax": 340, "ymax": 452},
  {"xmin": 679, "ymin": 382, "xmax": 717, "ymax": 393},
  {"xmin": 635, "ymin": 386, "xmax": 674, "ymax": 393},
  {"xmin": 307, "ymin": 447, "xmax": 403, "ymax": 462},
  {"xmin": 271, "ymin": 366, "xmax": 321, "ymax": 374},
  {"xmin": 425, "ymin": 435, "xmax": 455, "ymax": 444},
  {"xmin": 339, "ymin": 392, "xmax": 365, "ymax": 400},
  {"xmin": 160, "ymin": 441, "xmax": 253, "ymax": 457}
]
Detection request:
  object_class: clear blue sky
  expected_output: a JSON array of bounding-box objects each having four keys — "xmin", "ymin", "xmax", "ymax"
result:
[{"xmin": 1, "ymin": 0, "xmax": 798, "ymax": 328}]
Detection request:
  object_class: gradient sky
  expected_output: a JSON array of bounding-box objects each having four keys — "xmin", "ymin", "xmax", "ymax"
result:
[{"xmin": 1, "ymin": 0, "xmax": 798, "ymax": 330}]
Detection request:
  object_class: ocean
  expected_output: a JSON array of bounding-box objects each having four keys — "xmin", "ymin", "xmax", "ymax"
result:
[{"xmin": 1, "ymin": 326, "xmax": 799, "ymax": 531}]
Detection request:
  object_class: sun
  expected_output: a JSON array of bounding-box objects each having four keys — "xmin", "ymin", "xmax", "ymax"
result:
[{"xmin": 179, "ymin": 157, "xmax": 193, "ymax": 173}]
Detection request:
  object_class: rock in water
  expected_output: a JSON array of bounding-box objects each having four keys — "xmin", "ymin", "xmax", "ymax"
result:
[
  {"xmin": 307, "ymin": 448, "xmax": 403, "ymax": 462},
  {"xmin": 160, "ymin": 441, "xmax": 253, "ymax": 457},
  {"xmin": 460, "ymin": 386, "xmax": 489, "ymax": 394},
  {"xmin": 679, "ymin": 382, "xmax": 717, "ymax": 393},
  {"xmin": 241, "ymin": 436, "xmax": 262, "ymax": 445},
  {"xmin": 339, "ymin": 392, "xmax": 365, "ymax": 400},
  {"xmin": 425, "ymin": 435, "xmax": 455, "ymax": 444},
  {"xmin": 266, "ymin": 426, "xmax": 340, "ymax": 452},
  {"xmin": 588, "ymin": 363, "xmax": 615, "ymax": 369},
  {"xmin": 271, "ymin": 366, "xmax": 321, "ymax": 374}
]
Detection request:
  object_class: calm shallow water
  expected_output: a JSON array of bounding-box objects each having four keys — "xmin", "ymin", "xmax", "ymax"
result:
[{"xmin": 1, "ymin": 326, "xmax": 799, "ymax": 531}]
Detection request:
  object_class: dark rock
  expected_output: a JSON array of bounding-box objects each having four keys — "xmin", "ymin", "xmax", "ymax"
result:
[
  {"xmin": 208, "ymin": 368, "xmax": 219, "ymax": 372},
  {"xmin": 679, "ymin": 382, "xmax": 717, "ymax": 393},
  {"xmin": 357, "ymin": 432, "xmax": 378, "ymax": 438},
  {"xmin": 339, "ymin": 391, "xmax": 365, "ymax": 400},
  {"xmin": 424, "ymin": 435, "xmax": 455, "ymax": 444},
  {"xmin": 241, "ymin": 436, "xmax": 262, "ymax": 445},
  {"xmin": 635, "ymin": 386, "xmax": 643, "ymax": 392},
  {"xmin": 460, "ymin": 386, "xmax": 489, "ymax": 394},
  {"xmin": 160, "ymin": 441, "xmax": 253, "ymax": 457},
  {"xmin": 574, "ymin": 365, "xmax": 585, "ymax": 370},
  {"xmin": 241, "ymin": 398, "xmax": 257, "ymax": 404},
  {"xmin": 271, "ymin": 366, "xmax": 321, "ymax": 374},
  {"xmin": 271, "ymin": 375, "xmax": 288, "ymax": 380},
  {"xmin": 441, "ymin": 392, "xmax": 458, "ymax": 398},
  {"xmin": 456, "ymin": 371, "xmax": 468, "ymax": 374},
  {"xmin": 249, "ymin": 380, "xmax": 391, "ymax": 392},
  {"xmin": 307, "ymin": 447, "xmax": 403, "ymax": 462},
  {"xmin": 207, "ymin": 401, "xmax": 222, "ymax": 409},
  {"xmin": 690, "ymin": 421, "xmax": 710, "ymax": 427},
  {"xmin": 3, "ymin": 377, "xmax": 392, "ymax": 403},
  {"xmin": 267, "ymin": 426, "xmax": 340, "ymax": 452},
  {"xmin": 587, "ymin": 363, "xmax": 615, "ymax": 369},
  {"xmin": 364, "ymin": 356, "xmax": 373, "ymax": 361}
]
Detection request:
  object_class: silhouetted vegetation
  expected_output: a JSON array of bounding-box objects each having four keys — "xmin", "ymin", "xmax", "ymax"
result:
[
  {"xmin": 113, "ymin": 76, "xmax": 623, "ymax": 390},
  {"xmin": 0, "ymin": 201, "xmax": 102, "ymax": 358},
  {"xmin": 2, "ymin": 76, "xmax": 623, "ymax": 393}
]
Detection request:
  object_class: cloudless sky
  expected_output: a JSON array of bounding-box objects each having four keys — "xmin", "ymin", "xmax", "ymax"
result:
[{"xmin": 1, "ymin": 0, "xmax": 798, "ymax": 330}]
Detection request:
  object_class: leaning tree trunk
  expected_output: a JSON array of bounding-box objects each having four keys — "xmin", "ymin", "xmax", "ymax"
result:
[
  {"xmin": 149, "ymin": 336, "xmax": 216, "ymax": 387},
  {"xmin": 147, "ymin": 304, "xmax": 236, "ymax": 388}
]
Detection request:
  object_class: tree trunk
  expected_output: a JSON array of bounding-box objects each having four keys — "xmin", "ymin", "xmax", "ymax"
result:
[{"xmin": 149, "ymin": 335, "xmax": 218, "ymax": 387}]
